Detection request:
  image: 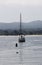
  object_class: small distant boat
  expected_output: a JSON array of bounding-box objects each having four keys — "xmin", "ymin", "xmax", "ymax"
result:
[{"xmin": 18, "ymin": 13, "xmax": 25, "ymax": 43}]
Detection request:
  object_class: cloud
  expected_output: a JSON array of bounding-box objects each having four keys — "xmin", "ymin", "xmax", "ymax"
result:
[
  {"xmin": 0, "ymin": 0, "xmax": 42, "ymax": 22},
  {"xmin": 0, "ymin": 0, "xmax": 42, "ymax": 6}
]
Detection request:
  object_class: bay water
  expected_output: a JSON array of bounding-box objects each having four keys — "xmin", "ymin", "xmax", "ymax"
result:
[{"xmin": 0, "ymin": 35, "xmax": 42, "ymax": 65}]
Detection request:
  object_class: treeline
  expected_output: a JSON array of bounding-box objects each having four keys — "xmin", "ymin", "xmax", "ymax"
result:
[{"xmin": 0, "ymin": 29, "xmax": 42, "ymax": 35}]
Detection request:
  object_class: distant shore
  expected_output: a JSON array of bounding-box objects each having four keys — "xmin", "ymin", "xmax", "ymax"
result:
[{"xmin": 0, "ymin": 34, "xmax": 42, "ymax": 36}]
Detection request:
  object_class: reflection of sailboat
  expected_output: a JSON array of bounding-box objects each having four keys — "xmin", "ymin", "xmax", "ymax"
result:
[{"xmin": 19, "ymin": 13, "xmax": 25, "ymax": 42}]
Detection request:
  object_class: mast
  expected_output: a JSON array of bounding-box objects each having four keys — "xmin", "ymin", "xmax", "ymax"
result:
[
  {"xmin": 19, "ymin": 13, "xmax": 25, "ymax": 42},
  {"xmin": 20, "ymin": 13, "xmax": 22, "ymax": 35}
]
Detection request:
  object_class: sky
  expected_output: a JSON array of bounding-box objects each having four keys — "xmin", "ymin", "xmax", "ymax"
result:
[{"xmin": 0, "ymin": 0, "xmax": 42, "ymax": 23}]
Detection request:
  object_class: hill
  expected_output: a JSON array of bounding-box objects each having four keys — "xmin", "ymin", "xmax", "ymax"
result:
[{"xmin": 0, "ymin": 20, "xmax": 42, "ymax": 30}]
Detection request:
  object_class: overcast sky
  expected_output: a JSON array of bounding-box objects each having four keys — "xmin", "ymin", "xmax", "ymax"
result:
[{"xmin": 0, "ymin": 0, "xmax": 42, "ymax": 23}]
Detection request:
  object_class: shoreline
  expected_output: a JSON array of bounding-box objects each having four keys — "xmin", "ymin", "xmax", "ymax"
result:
[{"xmin": 0, "ymin": 35, "xmax": 42, "ymax": 37}]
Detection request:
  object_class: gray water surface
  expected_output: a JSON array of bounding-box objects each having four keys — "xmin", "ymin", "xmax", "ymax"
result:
[{"xmin": 0, "ymin": 35, "xmax": 42, "ymax": 65}]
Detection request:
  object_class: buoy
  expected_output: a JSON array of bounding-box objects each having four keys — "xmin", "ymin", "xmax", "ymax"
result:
[
  {"xmin": 16, "ymin": 52, "xmax": 19, "ymax": 54},
  {"xmin": 15, "ymin": 43, "xmax": 18, "ymax": 47}
]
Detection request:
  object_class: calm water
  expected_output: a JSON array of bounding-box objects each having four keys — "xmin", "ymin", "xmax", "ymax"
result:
[{"xmin": 0, "ymin": 35, "xmax": 42, "ymax": 65}]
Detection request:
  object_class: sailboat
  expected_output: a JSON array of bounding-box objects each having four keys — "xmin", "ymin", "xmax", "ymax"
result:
[{"xmin": 18, "ymin": 13, "xmax": 25, "ymax": 43}]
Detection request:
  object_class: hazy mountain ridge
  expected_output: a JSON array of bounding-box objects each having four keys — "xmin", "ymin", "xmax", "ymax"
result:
[{"xmin": 0, "ymin": 20, "xmax": 42, "ymax": 30}]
